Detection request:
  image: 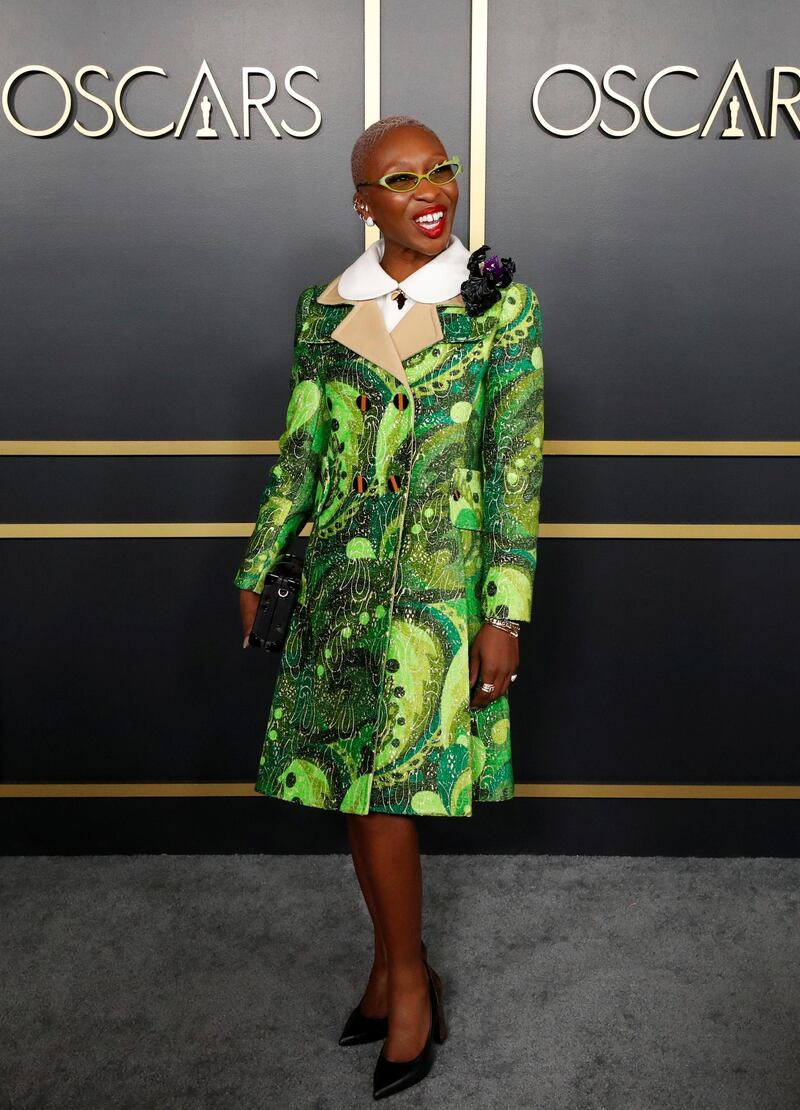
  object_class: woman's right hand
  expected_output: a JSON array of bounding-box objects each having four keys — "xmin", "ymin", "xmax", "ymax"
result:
[{"xmin": 239, "ymin": 588, "xmax": 261, "ymax": 648}]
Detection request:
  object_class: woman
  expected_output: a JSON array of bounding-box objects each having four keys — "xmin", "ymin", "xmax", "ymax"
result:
[{"xmin": 235, "ymin": 115, "xmax": 544, "ymax": 1100}]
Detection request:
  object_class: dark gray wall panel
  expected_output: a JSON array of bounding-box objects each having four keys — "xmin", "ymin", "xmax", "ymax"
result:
[
  {"xmin": 1, "ymin": 538, "xmax": 797, "ymax": 785},
  {"xmin": 3, "ymin": 455, "xmax": 800, "ymax": 522},
  {"xmin": 4, "ymin": 798, "xmax": 800, "ymax": 856},
  {"xmin": 0, "ymin": 0, "xmax": 364, "ymax": 438},
  {"xmin": 486, "ymin": 0, "xmax": 799, "ymax": 437},
  {"xmin": 0, "ymin": 538, "xmax": 301, "ymax": 782},
  {"xmin": 381, "ymin": 0, "xmax": 472, "ymax": 243}
]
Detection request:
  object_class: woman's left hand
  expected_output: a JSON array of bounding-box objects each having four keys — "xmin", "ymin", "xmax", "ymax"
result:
[{"xmin": 469, "ymin": 623, "xmax": 520, "ymax": 709}]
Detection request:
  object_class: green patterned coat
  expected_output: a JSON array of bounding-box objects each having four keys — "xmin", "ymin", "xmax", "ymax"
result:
[{"xmin": 234, "ymin": 273, "xmax": 544, "ymax": 816}]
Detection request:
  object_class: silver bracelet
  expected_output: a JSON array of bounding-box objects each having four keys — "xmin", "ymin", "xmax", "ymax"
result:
[{"xmin": 485, "ymin": 616, "xmax": 520, "ymax": 638}]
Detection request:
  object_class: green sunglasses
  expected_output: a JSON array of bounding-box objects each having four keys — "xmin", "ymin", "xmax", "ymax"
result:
[{"xmin": 356, "ymin": 155, "xmax": 463, "ymax": 193}]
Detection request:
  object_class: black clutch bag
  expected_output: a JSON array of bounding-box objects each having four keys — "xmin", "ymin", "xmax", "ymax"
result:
[{"xmin": 248, "ymin": 551, "xmax": 304, "ymax": 651}]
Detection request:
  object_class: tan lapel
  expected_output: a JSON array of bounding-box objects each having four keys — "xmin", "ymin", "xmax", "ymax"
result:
[{"xmin": 316, "ymin": 276, "xmax": 464, "ymax": 390}]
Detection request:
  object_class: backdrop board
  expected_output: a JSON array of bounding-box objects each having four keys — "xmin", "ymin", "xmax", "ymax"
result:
[
  {"xmin": 1, "ymin": 0, "xmax": 365, "ymax": 439},
  {"xmin": 488, "ymin": 0, "xmax": 800, "ymax": 439},
  {"xmin": 1, "ymin": 0, "xmax": 799, "ymax": 854},
  {"xmin": 485, "ymin": 0, "xmax": 800, "ymax": 824}
]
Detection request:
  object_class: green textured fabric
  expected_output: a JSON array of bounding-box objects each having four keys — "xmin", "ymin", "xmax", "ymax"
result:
[{"xmin": 234, "ymin": 280, "xmax": 544, "ymax": 816}]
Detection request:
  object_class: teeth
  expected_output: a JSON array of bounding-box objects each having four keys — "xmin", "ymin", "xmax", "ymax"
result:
[{"xmin": 415, "ymin": 211, "xmax": 444, "ymax": 225}]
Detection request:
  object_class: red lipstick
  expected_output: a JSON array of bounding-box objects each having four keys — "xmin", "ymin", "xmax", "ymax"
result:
[{"xmin": 412, "ymin": 204, "xmax": 447, "ymax": 239}]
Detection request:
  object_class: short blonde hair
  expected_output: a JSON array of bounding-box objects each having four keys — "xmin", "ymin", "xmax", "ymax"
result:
[{"xmin": 351, "ymin": 116, "xmax": 442, "ymax": 188}]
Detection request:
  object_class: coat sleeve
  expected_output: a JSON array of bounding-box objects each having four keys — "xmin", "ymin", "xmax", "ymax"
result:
[
  {"xmin": 233, "ymin": 285, "xmax": 329, "ymax": 594},
  {"xmin": 479, "ymin": 282, "xmax": 545, "ymax": 623}
]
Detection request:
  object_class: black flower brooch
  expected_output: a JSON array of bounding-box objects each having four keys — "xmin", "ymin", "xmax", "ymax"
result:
[{"xmin": 460, "ymin": 244, "xmax": 516, "ymax": 316}]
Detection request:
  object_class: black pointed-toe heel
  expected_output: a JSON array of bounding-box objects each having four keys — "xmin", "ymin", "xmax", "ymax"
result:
[
  {"xmin": 372, "ymin": 960, "xmax": 447, "ymax": 1100},
  {"xmin": 339, "ymin": 940, "xmax": 428, "ymax": 1047},
  {"xmin": 338, "ymin": 1003, "xmax": 389, "ymax": 1047}
]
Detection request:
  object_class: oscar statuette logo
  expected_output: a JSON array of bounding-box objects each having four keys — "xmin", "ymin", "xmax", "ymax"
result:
[
  {"xmin": 195, "ymin": 94, "xmax": 218, "ymax": 139},
  {"xmin": 721, "ymin": 95, "xmax": 744, "ymax": 138}
]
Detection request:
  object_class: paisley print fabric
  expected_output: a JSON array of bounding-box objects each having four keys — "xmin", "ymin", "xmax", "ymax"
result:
[{"xmin": 234, "ymin": 280, "xmax": 544, "ymax": 816}]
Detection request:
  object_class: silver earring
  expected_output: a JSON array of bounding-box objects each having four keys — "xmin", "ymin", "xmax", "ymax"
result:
[{"xmin": 353, "ymin": 201, "xmax": 375, "ymax": 226}]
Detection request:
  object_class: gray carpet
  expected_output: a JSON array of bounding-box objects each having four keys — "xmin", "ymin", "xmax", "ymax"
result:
[{"xmin": 1, "ymin": 855, "xmax": 799, "ymax": 1109}]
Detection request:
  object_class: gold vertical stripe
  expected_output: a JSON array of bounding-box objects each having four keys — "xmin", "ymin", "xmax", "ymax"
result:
[
  {"xmin": 469, "ymin": 0, "xmax": 488, "ymax": 250},
  {"xmin": 0, "ymin": 782, "xmax": 798, "ymax": 799},
  {"xmin": 363, "ymin": 0, "xmax": 381, "ymax": 249}
]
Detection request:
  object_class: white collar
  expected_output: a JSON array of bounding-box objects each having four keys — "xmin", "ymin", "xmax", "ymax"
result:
[{"xmin": 336, "ymin": 232, "xmax": 471, "ymax": 303}]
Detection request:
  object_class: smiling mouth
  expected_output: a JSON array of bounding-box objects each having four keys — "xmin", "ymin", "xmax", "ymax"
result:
[{"xmin": 412, "ymin": 206, "xmax": 447, "ymax": 236}]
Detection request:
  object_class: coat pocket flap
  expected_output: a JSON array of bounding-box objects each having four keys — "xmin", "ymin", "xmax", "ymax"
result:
[{"xmin": 449, "ymin": 466, "xmax": 485, "ymax": 531}]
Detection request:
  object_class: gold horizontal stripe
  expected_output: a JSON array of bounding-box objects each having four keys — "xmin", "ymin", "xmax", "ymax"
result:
[
  {"xmin": 3, "ymin": 440, "xmax": 800, "ymax": 456},
  {"xmin": 0, "ymin": 440, "xmax": 281, "ymax": 456},
  {"xmin": 0, "ymin": 522, "xmax": 258, "ymax": 538},
  {"xmin": 546, "ymin": 440, "xmax": 800, "ymax": 456},
  {"xmin": 0, "ymin": 783, "xmax": 255, "ymax": 798},
  {"xmin": 1, "ymin": 782, "xmax": 798, "ymax": 799},
  {"xmin": 543, "ymin": 523, "xmax": 800, "ymax": 539},
  {"xmin": 515, "ymin": 783, "xmax": 800, "ymax": 800},
  {"xmin": 2, "ymin": 522, "xmax": 800, "ymax": 539}
]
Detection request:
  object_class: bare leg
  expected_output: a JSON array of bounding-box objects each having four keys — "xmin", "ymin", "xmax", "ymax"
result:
[
  {"xmin": 345, "ymin": 812, "xmax": 431, "ymax": 1060},
  {"xmin": 345, "ymin": 813, "xmax": 389, "ymax": 1017}
]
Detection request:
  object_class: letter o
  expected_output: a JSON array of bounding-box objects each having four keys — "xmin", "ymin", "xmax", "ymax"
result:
[
  {"xmin": 2, "ymin": 65, "xmax": 72, "ymax": 137},
  {"xmin": 532, "ymin": 64, "xmax": 601, "ymax": 136}
]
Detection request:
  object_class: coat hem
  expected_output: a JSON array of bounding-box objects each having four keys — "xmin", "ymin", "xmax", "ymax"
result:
[{"xmin": 253, "ymin": 781, "xmax": 515, "ymax": 816}]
